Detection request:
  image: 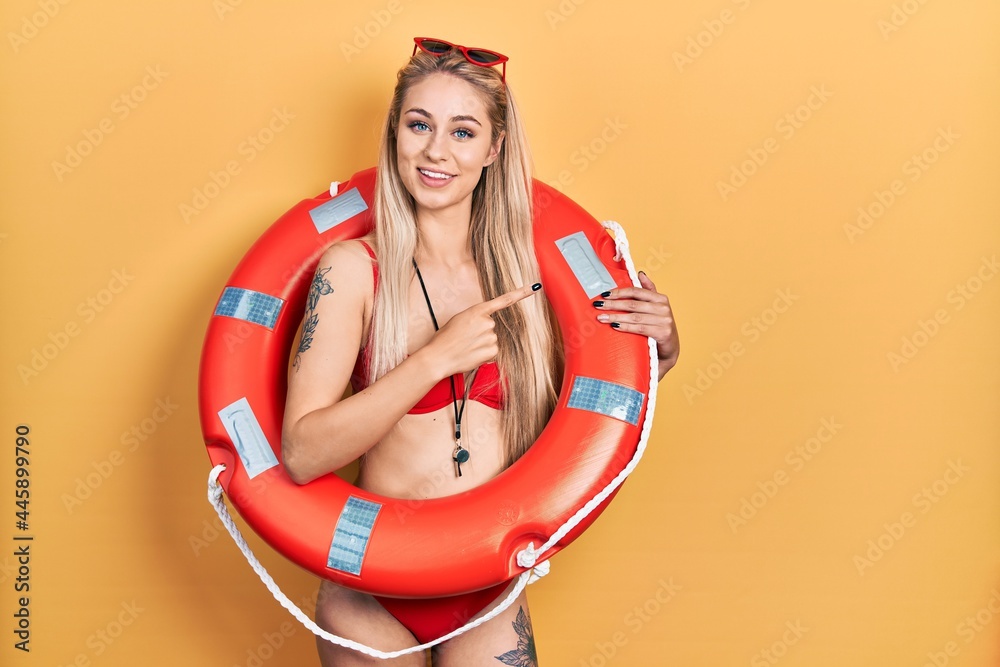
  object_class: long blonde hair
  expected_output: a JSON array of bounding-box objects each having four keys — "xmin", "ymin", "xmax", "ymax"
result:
[{"xmin": 363, "ymin": 48, "xmax": 563, "ymax": 468}]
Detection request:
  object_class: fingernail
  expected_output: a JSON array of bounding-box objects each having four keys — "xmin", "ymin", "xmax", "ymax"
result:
[
  {"xmin": 639, "ymin": 270, "xmax": 646, "ymax": 277},
  {"xmin": 532, "ymin": 282, "xmax": 542, "ymax": 291},
  {"xmin": 611, "ymin": 322, "xmax": 621, "ymax": 329},
  {"xmin": 592, "ymin": 300, "xmax": 604, "ymax": 308},
  {"xmin": 600, "ymin": 290, "xmax": 612, "ymax": 298}
]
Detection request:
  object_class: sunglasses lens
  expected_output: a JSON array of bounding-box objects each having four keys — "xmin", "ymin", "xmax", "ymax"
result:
[
  {"xmin": 420, "ymin": 40, "xmax": 452, "ymax": 54},
  {"xmin": 413, "ymin": 39, "xmax": 506, "ymax": 80},
  {"xmin": 466, "ymin": 49, "xmax": 501, "ymax": 64}
]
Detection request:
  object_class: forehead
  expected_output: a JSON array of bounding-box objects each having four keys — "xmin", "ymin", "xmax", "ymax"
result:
[{"xmin": 401, "ymin": 73, "xmax": 490, "ymax": 121}]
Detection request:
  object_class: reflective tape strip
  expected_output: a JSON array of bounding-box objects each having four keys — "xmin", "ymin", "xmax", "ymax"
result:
[
  {"xmin": 555, "ymin": 231, "xmax": 617, "ymax": 298},
  {"xmin": 214, "ymin": 287, "xmax": 284, "ymax": 330},
  {"xmin": 309, "ymin": 187, "xmax": 368, "ymax": 234},
  {"xmin": 566, "ymin": 376, "xmax": 644, "ymax": 426},
  {"xmin": 327, "ymin": 496, "xmax": 382, "ymax": 576},
  {"xmin": 218, "ymin": 397, "xmax": 280, "ymax": 479}
]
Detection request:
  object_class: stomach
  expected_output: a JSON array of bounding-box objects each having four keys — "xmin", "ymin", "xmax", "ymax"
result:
[{"xmin": 352, "ymin": 401, "xmax": 505, "ymax": 500}]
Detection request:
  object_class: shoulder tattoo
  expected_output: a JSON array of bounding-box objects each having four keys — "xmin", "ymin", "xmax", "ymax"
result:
[{"xmin": 292, "ymin": 266, "xmax": 333, "ymax": 371}]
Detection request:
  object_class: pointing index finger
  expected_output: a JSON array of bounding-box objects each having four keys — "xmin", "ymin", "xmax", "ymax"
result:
[{"xmin": 483, "ymin": 282, "xmax": 542, "ymax": 314}]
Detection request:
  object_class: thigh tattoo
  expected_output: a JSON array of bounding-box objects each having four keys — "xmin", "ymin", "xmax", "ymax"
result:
[{"xmin": 494, "ymin": 606, "xmax": 537, "ymax": 666}]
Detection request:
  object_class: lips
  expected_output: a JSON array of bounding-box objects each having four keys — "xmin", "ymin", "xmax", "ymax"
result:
[
  {"xmin": 418, "ymin": 167, "xmax": 454, "ymax": 180},
  {"xmin": 416, "ymin": 167, "xmax": 456, "ymax": 189}
]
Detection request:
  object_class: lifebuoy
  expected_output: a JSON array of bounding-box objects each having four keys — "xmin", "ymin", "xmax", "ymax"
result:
[{"xmin": 198, "ymin": 167, "xmax": 652, "ymax": 641}]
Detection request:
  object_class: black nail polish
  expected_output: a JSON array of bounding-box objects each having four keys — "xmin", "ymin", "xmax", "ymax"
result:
[
  {"xmin": 592, "ymin": 300, "xmax": 604, "ymax": 308},
  {"xmin": 532, "ymin": 282, "xmax": 542, "ymax": 291},
  {"xmin": 601, "ymin": 290, "xmax": 612, "ymax": 298},
  {"xmin": 611, "ymin": 322, "xmax": 620, "ymax": 329}
]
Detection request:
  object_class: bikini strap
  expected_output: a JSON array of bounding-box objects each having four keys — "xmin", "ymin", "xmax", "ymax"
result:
[{"xmin": 357, "ymin": 239, "xmax": 377, "ymax": 293}]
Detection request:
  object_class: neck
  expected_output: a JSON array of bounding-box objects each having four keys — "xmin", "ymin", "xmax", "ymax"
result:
[{"xmin": 414, "ymin": 204, "xmax": 474, "ymax": 270}]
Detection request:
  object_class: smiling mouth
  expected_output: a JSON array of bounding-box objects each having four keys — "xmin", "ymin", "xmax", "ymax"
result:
[{"xmin": 418, "ymin": 168, "xmax": 455, "ymax": 180}]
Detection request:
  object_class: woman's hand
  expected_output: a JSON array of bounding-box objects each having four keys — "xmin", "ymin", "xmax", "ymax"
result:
[
  {"xmin": 419, "ymin": 282, "xmax": 542, "ymax": 378},
  {"xmin": 593, "ymin": 271, "xmax": 679, "ymax": 382}
]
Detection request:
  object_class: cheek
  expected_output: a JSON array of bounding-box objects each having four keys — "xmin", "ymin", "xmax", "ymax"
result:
[
  {"xmin": 456, "ymin": 142, "xmax": 493, "ymax": 169},
  {"xmin": 396, "ymin": 138, "xmax": 422, "ymax": 179},
  {"xmin": 396, "ymin": 133, "xmax": 414, "ymax": 161}
]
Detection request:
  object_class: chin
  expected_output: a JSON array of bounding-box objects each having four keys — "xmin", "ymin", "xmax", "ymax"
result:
[{"xmin": 407, "ymin": 181, "xmax": 477, "ymax": 214}]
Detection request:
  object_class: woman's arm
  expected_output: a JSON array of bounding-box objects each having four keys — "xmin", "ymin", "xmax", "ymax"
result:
[
  {"xmin": 282, "ymin": 242, "xmax": 540, "ymax": 484},
  {"xmin": 280, "ymin": 241, "xmax": 444, "ymax": 485}
]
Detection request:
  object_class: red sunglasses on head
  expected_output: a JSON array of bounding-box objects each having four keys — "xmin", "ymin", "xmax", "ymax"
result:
[{"xmin": 412, "ymin": 37, "xmax": 508, "ymax": 83}]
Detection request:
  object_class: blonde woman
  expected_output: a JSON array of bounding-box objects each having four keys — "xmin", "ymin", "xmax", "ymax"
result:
[{"xmin": 282, "ymin": 37, "xmax": 680, "ymax": 667}]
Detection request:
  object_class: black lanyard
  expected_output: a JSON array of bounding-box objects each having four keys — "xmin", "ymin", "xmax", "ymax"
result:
[{"xmin": 412, "ymin": 257, "xmax": 478, "ymax": 476}]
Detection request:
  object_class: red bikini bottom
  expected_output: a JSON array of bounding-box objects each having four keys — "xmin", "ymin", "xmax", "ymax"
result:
[{"xmin": 373, "ymin": 580, "xmax": 514, "ymax": 644}]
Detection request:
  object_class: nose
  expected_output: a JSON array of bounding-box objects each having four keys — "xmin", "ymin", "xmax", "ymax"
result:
[{"xmin": 423, "ymin": 129, "xmax": 448, "ymax": 162}]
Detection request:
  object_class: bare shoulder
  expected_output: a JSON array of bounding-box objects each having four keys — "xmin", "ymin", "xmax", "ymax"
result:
[
  {"xmin": 284, "ymin": 236, "xmax": 379, "ymax": 426},
  {"xmin": 316, "ymin": 235, "xmax": 376, "ymax": 270},
  {"xmin": 312, "ymin": 236, "xmax": 377, "ymax": 300}
]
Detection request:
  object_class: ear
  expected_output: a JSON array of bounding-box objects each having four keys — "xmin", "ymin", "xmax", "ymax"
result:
[{"xmin": 484, "ymin": 130, "xmax": 505, "ymax": 167}]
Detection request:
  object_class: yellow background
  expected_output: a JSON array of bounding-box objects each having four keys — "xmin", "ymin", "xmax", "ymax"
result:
[{"xmin": 2, "ymin": 0, "xmax": 999, "ymax": 665}]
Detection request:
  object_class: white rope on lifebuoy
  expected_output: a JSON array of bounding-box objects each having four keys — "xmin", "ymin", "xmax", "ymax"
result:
[
  {"xmin": 207, "ymin": 464, "xmax": 534, "ymax": 658},
  {"xmin": 525, "ymin": 221, "xmax": 659, "ymax": 559},
  {"xmin": 205, "ymin": 220, "xmax": 658, "ymax": 657}
]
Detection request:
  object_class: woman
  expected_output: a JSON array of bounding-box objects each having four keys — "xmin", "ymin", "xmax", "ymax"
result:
[{"xmin": 282, "ymin": 37, "xmax": 680, "ymax": 667}]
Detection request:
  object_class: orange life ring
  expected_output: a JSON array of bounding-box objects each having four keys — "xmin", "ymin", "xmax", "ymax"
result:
[{"xmin": 198, "ymin": 167, "xmax": 651, "ymax": 633}]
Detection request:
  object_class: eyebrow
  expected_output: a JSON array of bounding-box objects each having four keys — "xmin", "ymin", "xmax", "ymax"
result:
[{"xmin": 404, "ymin": 107, "xmax": 482, "ymax": 127}]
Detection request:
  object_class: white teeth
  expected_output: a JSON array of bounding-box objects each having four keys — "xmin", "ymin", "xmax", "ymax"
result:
[{"xmin": 419, "ymin": 168, "xmax": 452, "ymax": 180}]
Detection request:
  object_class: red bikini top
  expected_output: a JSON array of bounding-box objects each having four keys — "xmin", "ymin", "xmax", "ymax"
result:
[{"xmin": 349, "ymin": 240, "xmax": 507, "ymax": 414}]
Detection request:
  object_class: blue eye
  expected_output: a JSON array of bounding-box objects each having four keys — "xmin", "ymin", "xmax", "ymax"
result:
[
  {"xmin": 454, "ymin": 128, "xmax": 474, "ymax": 139},
  {"xmin": 408, "ymin": 121, "xmax": 430, "ymax": 132}
]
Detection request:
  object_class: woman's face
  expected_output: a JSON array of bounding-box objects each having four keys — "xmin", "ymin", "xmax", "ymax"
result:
[{"xmin": 396, "ymin": 73, "xmax": 504, "ymax": 218}]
